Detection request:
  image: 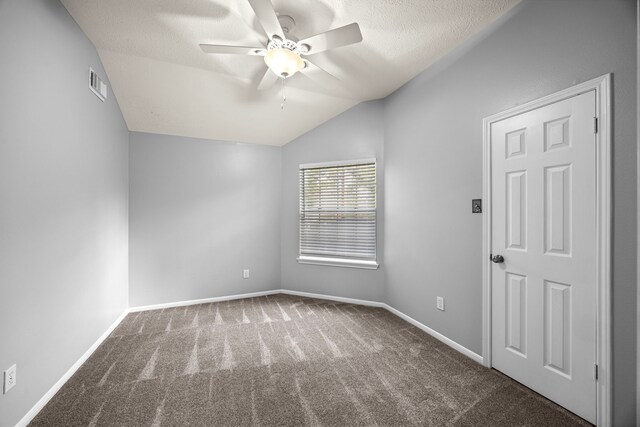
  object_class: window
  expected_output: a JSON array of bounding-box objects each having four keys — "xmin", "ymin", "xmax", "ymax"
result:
[{"xmin": 298, "ymin": 159, "xmax": 378, "ymax": 269}]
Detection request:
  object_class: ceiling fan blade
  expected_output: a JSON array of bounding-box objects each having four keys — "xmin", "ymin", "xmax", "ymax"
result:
[
  {"xmin": 298, "ymin": 23, "xmax": 362, "ymax": 55},
  {"xmin": 200, "ymin": 44, "xmax": 265, "ymax": 55},
  {"xmin": 257, "ymin": 68, "xmax": 279, "ymax": 91},
  {"xmin": 298, "ymin": 60, "xmax": 359, "ymax": 99},
  {"xmin": 301, "ymin": 59, "xmax": 339, "ymax": 85},
  {"xmin": 247, "ymin": 0, "xmax": 284, "ymax": 41}
]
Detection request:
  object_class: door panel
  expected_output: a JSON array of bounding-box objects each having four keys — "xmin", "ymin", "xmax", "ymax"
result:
[
  {"xmin": 544, "ymin": 164, "xmax": 572, "ymax": 256},
  {"xmin": 506, "ymin": 171, "xmax": 527, "ymax": 250},
  {"xmin": 491, "ymin": 90, "xmax": 596, "ymax": 423},
  {"xmin": 544, "ymin": 280, "xmax": 572, "ymax": 377},
  {"xmin": 505, "ymin": 272, "xmax": 527, "ymax": 357}
]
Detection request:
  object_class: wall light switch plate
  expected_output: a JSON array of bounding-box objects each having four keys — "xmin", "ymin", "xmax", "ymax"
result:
[
  {"xmin": 3, "ymin": 364, "xmax": 16, "ymax": 394},
  {"xmin": 436, "ymin": 297, "xmax": 445, "ymax": 311},
  {"xmin": 243, "ymin": 269, "xmax": 250, "ymax": 279}
]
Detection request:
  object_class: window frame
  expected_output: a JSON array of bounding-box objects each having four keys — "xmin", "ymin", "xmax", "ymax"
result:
[{"xmin": 297, "ymin": 158, "xmax": 379, "ymax": 270}]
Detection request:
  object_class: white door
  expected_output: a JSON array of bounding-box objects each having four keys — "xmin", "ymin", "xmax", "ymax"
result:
[{"xmin": 490, "ymin": 90, "xmax": 597, "ymax": 423}]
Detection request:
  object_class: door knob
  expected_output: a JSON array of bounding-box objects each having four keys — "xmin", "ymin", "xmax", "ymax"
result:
[{"xmin": 491, "ymin": 254, "xmax": 504, "ymax": 264}]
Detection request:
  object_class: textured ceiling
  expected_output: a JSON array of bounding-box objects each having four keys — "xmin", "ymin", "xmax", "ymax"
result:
[{"xmin": 61, "ymin": 0, "xmax": 520, "ymax": 146}]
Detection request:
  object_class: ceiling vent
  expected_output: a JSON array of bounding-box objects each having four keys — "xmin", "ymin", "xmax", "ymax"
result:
[{"xmin": 89, "ymin": 67, "xmax": 107, "ymax": 102}]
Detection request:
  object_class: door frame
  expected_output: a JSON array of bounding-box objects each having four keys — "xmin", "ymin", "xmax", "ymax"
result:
[{"xmin": 482, "ymin": 74, "xmax": 612, "ymax": 426}]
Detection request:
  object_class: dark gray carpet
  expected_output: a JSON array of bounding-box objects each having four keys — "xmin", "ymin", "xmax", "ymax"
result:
[{"xmin": 31, "ymin": 294, "xmax": 590, "ymax": 426}]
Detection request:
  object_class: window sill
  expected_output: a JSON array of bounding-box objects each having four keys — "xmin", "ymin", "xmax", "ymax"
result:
[{"xmin": 297, "ymin": 256, "xmax": 379, "ymax": 270}]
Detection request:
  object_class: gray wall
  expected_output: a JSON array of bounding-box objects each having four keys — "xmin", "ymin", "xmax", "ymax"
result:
[
  {"xmin": 0, "ymin": 1, "xmax": 130, "ymax": 425},
  {"xmin": 129, "ymin": 132, "xmax": 281, "ymax": 307},
  {"xmin": 383, "ymin": 0, "xmax": 637, "ymax": 425},
  {"xmin": 281, "ymin": 101, "xmax": 385, "ymax": 303}
]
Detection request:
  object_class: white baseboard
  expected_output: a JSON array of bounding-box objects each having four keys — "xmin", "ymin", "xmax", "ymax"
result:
[
  {"xmin": 16, "ymin": 309, "xmax": 129, "ymax": 427},
  {"xmin": 383, "ymin": 304, "xmax": 484, "ymax": 364},
  {"xmin": 128, "ymin": 290, "xmax": 280, "ymax": 313},
  {"xmin": 277, "ymin": 289, "xmax": 386, "ymax": 308},
  {"xmin": 20, "ymin": 288, "xmax": 482, "ymax": 427},
  {"xmin": 278, "ymin": 289, "xmax": 484, "ymax": 365}
]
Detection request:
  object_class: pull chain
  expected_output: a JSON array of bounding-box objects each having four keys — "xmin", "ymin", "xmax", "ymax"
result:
[{"xmin": 280, "ymin": 77, "xmax": 287, "ymax": 110}]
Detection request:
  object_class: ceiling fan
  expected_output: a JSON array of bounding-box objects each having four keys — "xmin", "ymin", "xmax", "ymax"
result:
[{"xmin": 199, "ymin": 0, "xmax": 363, "ymax": 92}]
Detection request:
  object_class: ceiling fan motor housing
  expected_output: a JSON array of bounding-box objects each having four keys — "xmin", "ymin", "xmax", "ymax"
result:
[{"xmin": 267, "ymin": 38, "xmax": 298, "ymax": 52}]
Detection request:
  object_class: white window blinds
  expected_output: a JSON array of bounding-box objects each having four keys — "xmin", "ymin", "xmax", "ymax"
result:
[{"xmin": 299, "ymin": 160, "xmax": 377, "ymax": 264}]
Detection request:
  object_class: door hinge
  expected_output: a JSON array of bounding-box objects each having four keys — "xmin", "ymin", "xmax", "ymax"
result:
[
  {"xmin": 594, "ymin": 364, "xmax": 598, "ymax": 380},
  {"xmin": 594, "ymin": 117, "xmax": 598, "ymax": 134}
]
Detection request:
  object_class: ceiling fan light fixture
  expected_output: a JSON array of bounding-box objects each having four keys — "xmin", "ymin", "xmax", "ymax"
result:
[{"xmin": 264, "ymin": 47, "xmax": 304, "ymax": 78}]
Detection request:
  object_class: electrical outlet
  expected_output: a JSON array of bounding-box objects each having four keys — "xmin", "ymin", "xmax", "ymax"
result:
[
  {"xmin": 436, "ymin": 296, "xmax": 445, "ymax": 311},
  {"xmin": 243, "ymin": 269, "xmax": 250, "ymax": 279},
  {"xmin": 4, "ymin": 364, "xmax": 16, "ymax": 394}
]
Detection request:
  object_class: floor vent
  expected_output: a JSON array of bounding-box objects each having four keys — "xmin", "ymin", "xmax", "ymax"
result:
[{"xmin": 89, "ymin": 67, "xmax": 107, "ymax": 102}]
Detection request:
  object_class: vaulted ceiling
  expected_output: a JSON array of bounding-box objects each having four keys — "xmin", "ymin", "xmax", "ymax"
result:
[{"xmin": 61, "ymin": 0, "xmax": 520, "ymax": 146}]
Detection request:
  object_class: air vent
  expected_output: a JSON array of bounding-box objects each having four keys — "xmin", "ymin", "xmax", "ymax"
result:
[{"xmin": 89, "ymin": 67, "xmax": 107, "ymax": 102}]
